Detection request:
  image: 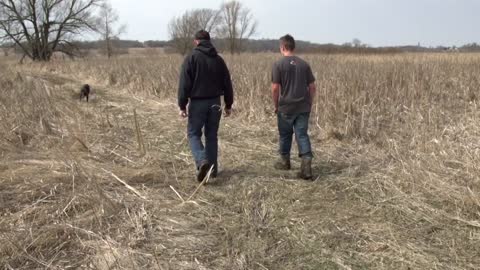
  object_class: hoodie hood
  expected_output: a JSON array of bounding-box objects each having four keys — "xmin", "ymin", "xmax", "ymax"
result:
[{"xmin": 194, "ymin": 40, "xmax": 218, "ymax": 57}]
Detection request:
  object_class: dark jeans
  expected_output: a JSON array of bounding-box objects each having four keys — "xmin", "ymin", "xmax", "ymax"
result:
[
  {"xmin": 277, "ymin": 112, "xmax": 313, "ymax": 158},
  {"xmin": 188, "ymin": 97, "xmax": 222, "ymax": 173}
]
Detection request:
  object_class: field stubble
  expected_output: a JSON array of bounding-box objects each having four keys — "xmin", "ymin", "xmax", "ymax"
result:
[{"xmin": 0, "ymin": 53, "xmax": 479, "ymax": 269}]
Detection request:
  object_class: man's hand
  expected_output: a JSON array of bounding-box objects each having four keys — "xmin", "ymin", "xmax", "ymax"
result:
[
  {"xmin": 179, "ymin": 109, "xmax": 188, "ymax": 118},
  {"xmin": 224, "ymin": 108, "xmax": 232, "ymax": 117}
]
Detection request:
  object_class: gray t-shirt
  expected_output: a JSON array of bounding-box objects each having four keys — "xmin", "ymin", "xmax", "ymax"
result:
[{"xmin": 272, "ymin": 56, "xmax": 315, "ymax": 114}]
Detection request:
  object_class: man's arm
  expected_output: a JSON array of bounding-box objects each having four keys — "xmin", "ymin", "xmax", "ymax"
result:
[
  {"xmin": 272, "ymin": 83, "xmax": 280, "ymax": 113},
  {"xmin": 178, "ymin": 56, "xmax": 193, "ymax": 117},
  {"xmin": 308, "ymin": 82, "xmax": 316, "ymax": 105},
  {"xmin": 222, "ymin": 59, "xmax": 234, "ymax": 116},
  {"xmin": 271, "ymin": 62, "xmax": 281, "ymax": 113},
  {"xmin": 306, "ymin": 64, "xmax": 316, "ymax": 107}
]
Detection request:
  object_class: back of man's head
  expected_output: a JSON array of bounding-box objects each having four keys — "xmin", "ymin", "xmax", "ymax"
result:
[
  {"xmin": 195, "ymin": 30, "xmax": 211, "ymax": 41},
  {"xmin": 280, "ymin": 34, "xmax": 295, "ymax": 51}
]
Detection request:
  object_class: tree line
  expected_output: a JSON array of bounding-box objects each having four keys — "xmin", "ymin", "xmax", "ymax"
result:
[
  {"xmin": 1, "ymin": 0, "xmax": 479, "ymax": 62},
  {"xmin": 0, "ymin": 0, "xmax": 256, "ymax": 61}
]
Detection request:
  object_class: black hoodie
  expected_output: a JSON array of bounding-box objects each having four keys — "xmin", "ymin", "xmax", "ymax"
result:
[{"xmin": 178, "ymin": 40, "xmax": 234, "ymax": 110}]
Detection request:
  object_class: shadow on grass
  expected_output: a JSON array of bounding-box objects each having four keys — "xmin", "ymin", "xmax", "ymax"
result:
[
  {"xmin": 207, "ymin": 166, "xmax": 257, "ymax": 187},
  {"xmin": 314, "ymin": 161, "xmax": 351, "ymax": 179}
]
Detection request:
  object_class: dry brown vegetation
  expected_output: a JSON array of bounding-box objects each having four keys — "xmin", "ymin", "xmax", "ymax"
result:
[{"xmin": 1, "ymin": 53, "xmax": 480, "ymax": 269}]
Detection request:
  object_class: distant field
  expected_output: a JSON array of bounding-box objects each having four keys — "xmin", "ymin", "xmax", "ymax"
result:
[{"xmin": 1, "ymin": 53, "xmax": 479, "ymax": 269}]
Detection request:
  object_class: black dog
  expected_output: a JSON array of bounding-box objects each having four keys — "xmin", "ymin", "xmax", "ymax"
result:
[{"xmin": 80, "ymin": 84, "xmax": 90, "ymax": 102}]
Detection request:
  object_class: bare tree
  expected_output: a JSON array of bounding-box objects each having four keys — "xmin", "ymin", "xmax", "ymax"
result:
[
  {"xmin": 219, "ymin": 0, "xmax": 257, "ymax": 55},
  {"xmin": 97, "ymin": 1, "xmax": 125, "ymax": 58},
  {"xmin": 1, "ymin": 42, "xmax": 8, "ymax": 55},
  {"xmin": 168, "ymin": 12, "xmax": 196, "ymax": 55},
  {"xmin": 168, "ymin": 8, "xmax": 220, "ymax": 55},
  {"xmin": 352, "ymin": 38, "xmax": 362, "ymax": 48},
  {"xmin": 192, "ymin": 9, "xmax": 221, "ymax": 34},
  {"xmin": 0, "ymin": 0, "xmax": 102, "ymax": 61}
]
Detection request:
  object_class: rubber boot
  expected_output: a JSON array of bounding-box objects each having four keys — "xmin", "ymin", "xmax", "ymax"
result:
[
  {"xmin": 196, "ymin": 160, "xmax": 210, "ymax": 182},
  {"xmin": 298, "ymin": 158, "xmax": 313, "ymax": 180},
  {"xmin": 274, "ymin": 156, "xmax": 291, "ymax": 170}
]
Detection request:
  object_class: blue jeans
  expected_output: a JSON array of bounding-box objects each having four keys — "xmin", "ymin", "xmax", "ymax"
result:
[
  {"xmin": 188, "ymin": 97, "xmax": 222, "ymax": 173},
  {"xmin": 277, "ymin": 112, "xmax": 313, "ymax": 158}
]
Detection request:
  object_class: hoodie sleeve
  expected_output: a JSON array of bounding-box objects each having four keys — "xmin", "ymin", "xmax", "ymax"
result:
[
  {"xmin": 221, "ymin": 58, "xmax": 234, "ymax": 109},
  {"xmin": 178, "ymin": 55, "xmax": 193, "ymax": 110}
]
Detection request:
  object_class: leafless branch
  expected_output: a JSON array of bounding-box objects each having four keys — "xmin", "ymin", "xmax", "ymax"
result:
[{"xmin": 0, "ymin": 0, "xmax": 102, "ymax": 61}]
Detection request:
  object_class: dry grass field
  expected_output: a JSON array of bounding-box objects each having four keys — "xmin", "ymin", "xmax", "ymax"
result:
[{"xmin": 1, "ymin": 52, "xmax": 480, "ymax": 269}]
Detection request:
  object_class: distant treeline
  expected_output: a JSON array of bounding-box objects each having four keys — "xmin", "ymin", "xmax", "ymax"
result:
[{"xmin": 3, "ymin": 39, "xmax": 480, "ymax": 54}]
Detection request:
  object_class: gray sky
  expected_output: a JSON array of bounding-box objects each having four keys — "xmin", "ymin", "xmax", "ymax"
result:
[{"xmin": 110, "ymin": 0, "xmax": 480, "ymax": 47}]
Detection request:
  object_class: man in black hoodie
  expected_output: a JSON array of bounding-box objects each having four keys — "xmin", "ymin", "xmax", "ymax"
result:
[{"xmin": 178, "ymin": 30, "xmax": 234, "ymax": 182}]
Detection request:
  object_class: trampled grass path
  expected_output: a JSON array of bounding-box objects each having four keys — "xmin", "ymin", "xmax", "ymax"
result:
[{"xmin": 3, "ymin": 67, "xmax": 478, "ymax": 269}]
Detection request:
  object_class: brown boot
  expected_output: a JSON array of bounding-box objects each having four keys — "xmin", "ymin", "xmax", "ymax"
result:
[
  {"xmin": 298, "ymin": 158, "xmax": 313, "ymax": 180},
  {"xmin": 274, "ymin": 156, "xmax": 291, "ymax": 170}
]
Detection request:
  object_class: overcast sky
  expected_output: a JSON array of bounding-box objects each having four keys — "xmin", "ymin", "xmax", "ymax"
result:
[{"xmin": 110, "ymin": 0, "xmax": 479, "ymax": 47}]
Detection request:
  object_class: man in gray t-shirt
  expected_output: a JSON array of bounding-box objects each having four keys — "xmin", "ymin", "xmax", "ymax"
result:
[{"xmin": 271, "ymin": 34, "xmax": 317, "ymax": 180}]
